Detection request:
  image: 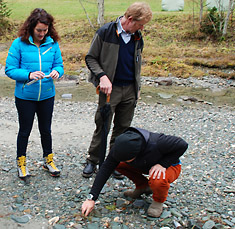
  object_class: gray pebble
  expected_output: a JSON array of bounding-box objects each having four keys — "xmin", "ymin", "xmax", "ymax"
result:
[
  {"xmin": 203, "ymin": 220, "xmax": 215, "ymax": 229},
  {"xmin": 54, "ymin": 225, "xmax": 66, "ymax": 229},
  {"xmin": 10, "ymin": 215, "xmax": 30, "ymax": 224},
  {"xmin": 0, "ymin": 74, "xmax": 234, "ymax": 228},
  {"xmin": 223, "ymin": 219, "xmax": 234, "ymax": 227},
  {"xmin": 132, "ymin": 199, "xmax": 145, "ymax": 208},
  {"xmin": 160, "ymin": 210, "xmax": 172, "ymax": 219}
]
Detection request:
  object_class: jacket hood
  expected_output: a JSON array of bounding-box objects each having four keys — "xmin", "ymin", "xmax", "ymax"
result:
[{"xmin": 126, "ymin": 127, "xmax": 150, "ymax": 143}]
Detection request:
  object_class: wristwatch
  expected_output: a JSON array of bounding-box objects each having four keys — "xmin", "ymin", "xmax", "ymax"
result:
[{"xmin": 87, "ymin": 194, "xmax": 94, "ymax": 201}]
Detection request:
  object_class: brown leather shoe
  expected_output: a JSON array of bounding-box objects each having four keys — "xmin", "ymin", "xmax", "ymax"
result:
[
  {"xmin": 124, "ymin": 186, "xmax": 152, "ymax": 199},
  {"xmin": 147, "ymin": 201, "xmax": 163, "ymax": 218}
]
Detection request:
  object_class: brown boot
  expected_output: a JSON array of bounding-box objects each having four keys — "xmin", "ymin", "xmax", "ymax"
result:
[
  {"xmin": 147, "ymin": 201, "xmax": 163, "ymax": 217},
  {"xmin": 124, "ymin": 186, "xmax": 152, "ymax": 199}
]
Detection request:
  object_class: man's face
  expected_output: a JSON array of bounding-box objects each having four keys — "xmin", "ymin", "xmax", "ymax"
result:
[{"xmin": 126, "ymin": 17, "xmax": 147, "ymax": 33}]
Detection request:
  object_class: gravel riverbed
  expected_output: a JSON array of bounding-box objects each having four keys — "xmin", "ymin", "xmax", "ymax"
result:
[{"xmin": 0, "ymin": 88, "xmax": 234, "ymax": 229}]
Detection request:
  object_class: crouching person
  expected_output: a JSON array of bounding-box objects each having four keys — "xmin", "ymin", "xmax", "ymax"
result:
[{"xmin": 81, "ymin": 127, "xmax": 188, "ymax": 218}]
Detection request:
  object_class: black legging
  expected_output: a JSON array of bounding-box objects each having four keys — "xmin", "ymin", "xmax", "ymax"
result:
[{"xmin": 15, "ymin": 96, "xmax": 54, "ymax": 158}]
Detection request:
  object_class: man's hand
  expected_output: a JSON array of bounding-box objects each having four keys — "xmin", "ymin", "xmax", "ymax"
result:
[
  {"xmin": 99, "ymin": 75, "xmax": 112, "ymax": 96},
  {"xmin": 149, "ymin": 164, "xmax": 166, "ymax": 180},
  {"xmin": 81, "ymin": 200, "xmax": 95, "ymax": 217}
]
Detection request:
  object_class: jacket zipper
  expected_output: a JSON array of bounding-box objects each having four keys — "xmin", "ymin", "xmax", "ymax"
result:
[{"xmin": 38, "ymin": 47, "xmax": 42, "ymax": 101}]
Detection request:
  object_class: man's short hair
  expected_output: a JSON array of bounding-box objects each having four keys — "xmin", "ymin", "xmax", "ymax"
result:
[{"xmin": 124, "ymin": 2, "xmax": 152, "ymax": 23}]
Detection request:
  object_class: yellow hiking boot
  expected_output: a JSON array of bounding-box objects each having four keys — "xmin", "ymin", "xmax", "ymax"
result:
[
  {"xmin": 17, "ymin": 156, "xmax": 30, "ymax": 179},
  {"xmin": 43, "ymin": 153, "xmax": 60, "ymax": 177}
]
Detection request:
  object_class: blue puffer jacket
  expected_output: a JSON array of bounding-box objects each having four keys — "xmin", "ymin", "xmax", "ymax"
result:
[{"xmin": 5, "ymin": 36, "xmax": 64, "ymax": 101}]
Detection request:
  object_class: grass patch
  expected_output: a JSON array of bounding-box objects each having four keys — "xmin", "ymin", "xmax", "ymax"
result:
[
  {"xmin": 5, "ymin": 0, "xmax": 202, "ymax": 20},
  {"xmin": 1, "ymin": 0, "xmax": 234, "ymax": 79}
]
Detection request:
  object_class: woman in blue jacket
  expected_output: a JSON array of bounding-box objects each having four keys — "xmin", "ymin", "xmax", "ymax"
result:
[{"xmin": 5, "ymin": 8, "xmax": 64, "ymax": 181}]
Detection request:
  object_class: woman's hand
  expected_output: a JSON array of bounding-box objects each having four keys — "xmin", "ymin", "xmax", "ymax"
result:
[
  {"xmin": 49, "ymin": 70, "xmax": 59, "ymax": 79},
  {"xmin": 29, "ymin": 71, "xmax": 45, "ymax": 80},
  {"xmin": 149, "ymin": 164, "xmax": 166, "ymax": 180},
  {"xmin": 81, "ymin": 200, "xmax": 95, "ymax": 217}
]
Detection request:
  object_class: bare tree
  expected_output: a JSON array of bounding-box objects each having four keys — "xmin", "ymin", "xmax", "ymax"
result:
[
  {"xmin": 199, "ymin": 0, "xmax": 204, "ymax": 23},
  {"xmin": 222, "ymin": 0, "xmax": 235, "ymax": 36},
  {"xmin": 199, "ymin": 0, "xmax": 234, "ymax": 39},
  {"xmin": 191, "ymin": 0, "xmax": 206, "ymax": 29},
  {"xmin": 97, "ymin": 0, "xmax": 104, "ymax": 26},
  {"xmin": 78, "ymin": 0, "xmax": 95, "ymax": 29}
]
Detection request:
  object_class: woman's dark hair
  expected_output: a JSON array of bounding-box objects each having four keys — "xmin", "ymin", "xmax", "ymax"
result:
[{"xmin": 18, "ymin": 8, "xmax": 59, "ymax": 43}]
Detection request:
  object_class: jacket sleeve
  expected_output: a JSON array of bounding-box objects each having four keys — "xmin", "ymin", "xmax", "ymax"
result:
[
  {"xmin": 5, "ymin": 39, "xmax": 31, "ymax": 81},
  {"xmin": 85, "ymin": 33, "xmax": 106, "ymax": 80},
  {"xmin": 52, "ymin": 42, "xmax": 64, "ymax": 78},
  {"xmin": 157, "ymin": 134, "xmax": 188, "ymax": 168},
  {"xmin": 89, "ymin": 151, "xmax": 119, "ymax": 200}
]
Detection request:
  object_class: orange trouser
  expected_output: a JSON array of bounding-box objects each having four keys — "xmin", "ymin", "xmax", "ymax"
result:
[{"xmin": 116, "ymin": 162, "xmax": 181, "ymax": 203}]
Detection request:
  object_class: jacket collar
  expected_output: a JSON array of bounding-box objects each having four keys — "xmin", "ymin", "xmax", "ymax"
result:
[
  {"xmin": 29, "ymin": 35, "xmax": 54, "ymax": 46},
  {"xmin": 115, "ymin": 16, "xmax": 142, "ymax": 41}
]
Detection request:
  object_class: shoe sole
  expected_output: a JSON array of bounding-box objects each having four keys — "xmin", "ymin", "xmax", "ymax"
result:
[
  {"xmin": 82, "ymin": 172, "xmax": 94, "ymax": 178},
  {"xmin": 18, "ymin": 175, "xmax": 31, "ymax": 185},
  {"xmin": 43, "ymin": 165, "xmax": 60, "ymax": 177},
  {"xmin": 18, "ymin": 170, "xmax": 31, "ymax": 179},
  {"xmin": 112, "ymin": 174, "xmax": 124, "ymax": 180},
  {"xmin": 82, "ymin": 166, "xmax": 97, "ymax": 178},
  {"xmin": 147, "ymin": 212, "xmax": 162, "ymax": 218}
]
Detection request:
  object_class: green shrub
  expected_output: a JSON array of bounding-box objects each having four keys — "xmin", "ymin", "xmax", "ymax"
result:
[
  {"xmin": 0, "ymin": 0, "xmax": 11, "ymax": 35},
  {"xmin": 200, "ymin": 7, "xmax": 224, "ymax": 39}
]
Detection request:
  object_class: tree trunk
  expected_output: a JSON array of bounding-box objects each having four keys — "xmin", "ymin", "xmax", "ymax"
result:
[
  {"xmin": 199, "ymin": 0, "xmax": 203, "ymax": 24},
  {"xmin": 97, "ymin": 0, "xmax": 104, "ymax": 27},
  {"xmin": 222, "ymin": 0, "xmax": 235, "ymax": 36},
  {"xmin": 78, "ymin": 0, "xmax": 95, "ymax": 29}
]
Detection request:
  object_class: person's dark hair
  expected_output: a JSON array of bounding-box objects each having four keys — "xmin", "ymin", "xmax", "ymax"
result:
[{"xmin": 18, "ymin": 8, "xmax": 59, "ymax": 43}]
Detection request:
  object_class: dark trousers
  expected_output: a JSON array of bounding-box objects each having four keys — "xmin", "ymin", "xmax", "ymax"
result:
[
  {"xmin": 87, "ymin": 84, "xmax": 136, "ymax": 164},
  {"xmin": 15, "ymin": 97, "xmax": 54, "ymax": 158}
]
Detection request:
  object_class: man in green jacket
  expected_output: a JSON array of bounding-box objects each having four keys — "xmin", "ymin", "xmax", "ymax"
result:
[{"xmin": 83, "ymin": 2, "xmax": 152, "ymax": 178}]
